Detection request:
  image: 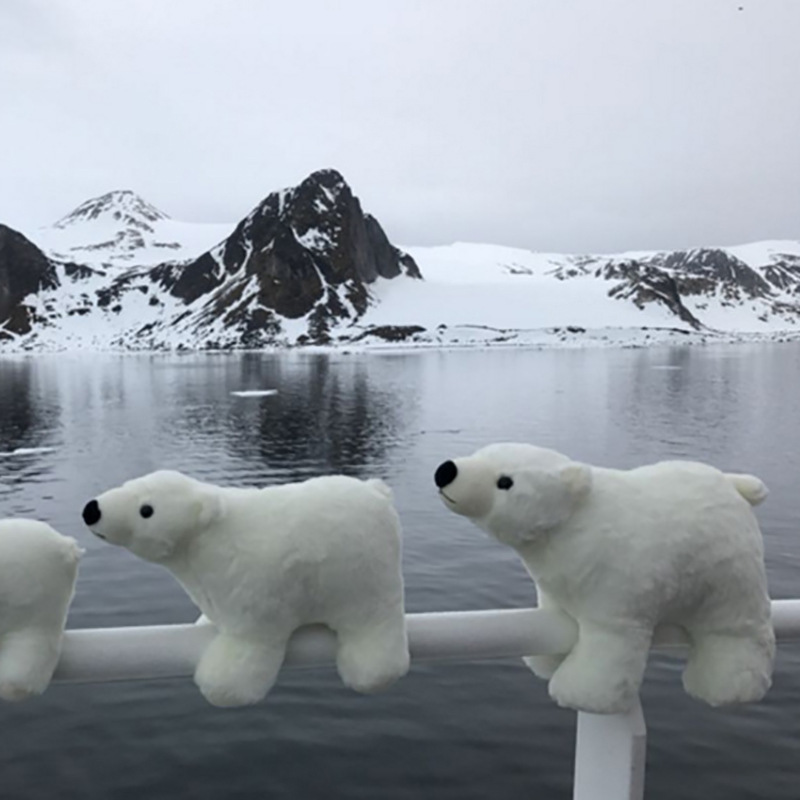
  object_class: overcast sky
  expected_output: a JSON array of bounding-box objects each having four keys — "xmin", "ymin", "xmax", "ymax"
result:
[{"xmin": 2, "ymin": 0, "xmax": 799, "ymax": 253}]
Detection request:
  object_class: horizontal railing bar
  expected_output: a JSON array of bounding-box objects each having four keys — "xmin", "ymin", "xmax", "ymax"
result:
[{"xmin": 52, "ymin": 600, "xmax": 800, "ymax": 685}]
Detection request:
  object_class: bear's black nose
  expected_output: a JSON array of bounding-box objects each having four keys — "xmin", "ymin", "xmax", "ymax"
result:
[
  {"xmin": 82, "ymin": 500, "xmax": 101, "ymax": 526},
  {"xmin": 434, "ymin": 460, "xmax": 458, "ymax": 489}
]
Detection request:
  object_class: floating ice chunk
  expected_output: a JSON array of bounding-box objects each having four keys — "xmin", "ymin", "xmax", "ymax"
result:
[{"xmin": 230, "ymin": 390, "xmax": 278, "ymax": 398}]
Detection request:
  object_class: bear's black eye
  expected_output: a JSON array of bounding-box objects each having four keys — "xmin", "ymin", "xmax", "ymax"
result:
[
  {"xmin": 140, "ymin": 504, "xmax": 154, "ymax": 519},
  {"xmin": 497, "ymin": 475, "xmax": 514, "ymax": 490}
]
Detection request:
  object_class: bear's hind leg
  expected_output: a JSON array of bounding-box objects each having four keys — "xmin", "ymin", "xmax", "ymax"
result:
[
  {"xmin": 335, "ymin": 616, "xmax": 409, "ymax": 694},
  {"xmin": 0, "ymin": 629, "xmax": 60, "ymax": 701},
  {"xmin": 547, "ymin": 621, "xmax": 652, "ymax": 714},
  {"xmin": 194, "ymin": 630, "xmax": 289, "ymax": 708},
  {"xmin": 682, "ymin": 628, "xmax": 774, "ymax": 706}
]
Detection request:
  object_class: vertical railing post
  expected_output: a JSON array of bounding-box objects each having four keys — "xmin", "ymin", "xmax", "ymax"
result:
[{"xmin": 572, "ymin": 698, "xmax": 647, "ymax": 800}]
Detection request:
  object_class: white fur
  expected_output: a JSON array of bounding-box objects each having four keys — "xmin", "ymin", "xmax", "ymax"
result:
[
  {"xmin": 0, "ymin": 520, "xmax": 83, "ymax": 701},
  {"xmin": 437, "ymin": 443, "xmax": 775, "ymax": 714},
  {"xmin": 86, "ymin": 470, "xmax": 409, "ymax": 707}
]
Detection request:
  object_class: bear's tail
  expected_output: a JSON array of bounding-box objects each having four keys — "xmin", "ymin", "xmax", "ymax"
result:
[
  {"xmin": 366, "ymin": 478, "xmax": 394, "ymax": 501},
  {"xmin": 60, "ymin": 536, "xmax": 85, "ymax": 565},
  {"xmin": 725, "ymin": 473, "xmax": 769, "ymax": 506}
]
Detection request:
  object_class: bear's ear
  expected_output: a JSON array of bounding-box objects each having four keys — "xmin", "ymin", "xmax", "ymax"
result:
[
  {"xmin": 558, "ymin": 463, "xmax": 592, "ymax": 501},
  {"xmin": 194, "ymin": 491, "xmax": 222, "ymax": 528}
]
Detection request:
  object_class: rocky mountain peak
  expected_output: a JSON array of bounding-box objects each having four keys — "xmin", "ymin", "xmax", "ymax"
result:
[
  {"xmin": 166, "ymin": 169, "xmax": 421, "ymax": 345},
  {"xmin": 298, "ymin": 167, "xmax": 347, "ymax": 198},
  {"xmin": 53, "ymin": 190, "xmax": 169, "ymax": 231},
  {"xmin": 252, "ymin": 168, "xmax": 356, "ymax": 262},
  {"xmin": 44, "ymin": 190, "xmax": 182, "ymax": 267}
]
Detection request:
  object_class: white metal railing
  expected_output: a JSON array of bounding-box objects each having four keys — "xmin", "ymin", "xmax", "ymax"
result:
[{"xmin": 51, "ymin": 600, "xmax": 800, "ymax": 800}]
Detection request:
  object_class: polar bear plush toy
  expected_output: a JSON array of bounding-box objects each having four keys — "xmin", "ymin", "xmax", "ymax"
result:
[
  {"xmin": 82, "ymin": 470, "xmax": 409, "ymax": 707},
  {"xmin": 0, "ymin": 519, "xmax": 83, "ymax": 701},
  {"xmin": 434, "ymin": 443, "xmax": 775, "ymax": 714}
]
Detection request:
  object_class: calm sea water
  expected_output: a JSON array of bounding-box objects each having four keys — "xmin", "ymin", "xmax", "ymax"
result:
[{"xmin": 1, "ymin": 345, "xmax": 800, "ymax": 800}]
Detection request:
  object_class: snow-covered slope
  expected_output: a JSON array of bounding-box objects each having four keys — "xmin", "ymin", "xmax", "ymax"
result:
[
  {"xmin": 3, "ymin": 173, "xmax": 800, "ymax": 352},
  {"xmin": 366, "ymin": 244, "xmax": 681, "ymax": 331},
  {"xmin": 31, "ymin": 190, "xmax": 234, "ymax": 268},
  {"xmin": 360, "ymin": 241, "xmax": 800, "ymax": 335}
]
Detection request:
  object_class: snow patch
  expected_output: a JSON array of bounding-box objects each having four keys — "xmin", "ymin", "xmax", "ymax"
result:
[
  {"xmin": 0, "ymin": 447, "xmax": 57, "ymax": 458},
  {"xmin": 294, "ymin": 227, "xmax": 332, "ymax": 252}
]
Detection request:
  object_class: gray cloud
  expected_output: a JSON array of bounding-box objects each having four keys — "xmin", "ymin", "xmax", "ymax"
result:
[{"xmin": 1, "ymin": 0, "xmax": 799, "ymax": 253}]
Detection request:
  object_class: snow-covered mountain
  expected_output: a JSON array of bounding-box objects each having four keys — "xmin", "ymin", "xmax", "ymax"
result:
[
  {"xmin": 34, "ymin": 190, "xmax": 234, "ymax": 268},
  {"xmin": 0, "ymin": 170, "xmax": 420, "ymax": 350},
  {"xmin": 2, "ymin": 170, "xmax": 800, "ymax": 352}
]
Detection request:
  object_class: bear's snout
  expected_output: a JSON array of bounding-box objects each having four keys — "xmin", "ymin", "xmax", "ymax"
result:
[
  {"xmin": 434, "ymin": 460, "xmax": 458, "ymax": 489},
  {"xmin": 82, "ymin": 500, "xmax": 101, "ymax": 527}
]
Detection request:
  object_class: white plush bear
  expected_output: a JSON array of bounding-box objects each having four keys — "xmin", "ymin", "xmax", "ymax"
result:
[
  {"xmin": 434, "ymin": 443, "xmax": 775, "ymax": 714},
  {"xmin": 82, "ymin": 470, "xmax": 409, "ymax": 707},
  {"xmin": 0, "ymin": 519, "xmax": 83, "ymax": 701}
]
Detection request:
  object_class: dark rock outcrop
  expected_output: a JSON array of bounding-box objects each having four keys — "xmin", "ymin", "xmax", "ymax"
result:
[
  {"xmin": 603, "ymin": 260, "xmax": 703, "ymax": 329},
  {"xmin": 575, "ymin": 246, "xmax": 797, "ymax": 331},
  {"xmin": 0, "ymin": 226, "xmax": 59, "ymax": 335},
  {"xmin": 662, "ymin": 249, "xmax": 771, "ymax": 304},
  {"xmin": 168, "ymin": 169, "xmax": 421, "ymax": 330}
]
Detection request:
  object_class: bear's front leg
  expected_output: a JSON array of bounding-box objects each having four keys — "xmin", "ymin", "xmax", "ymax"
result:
[
  {"xmin": 523, "ymin": 588, "xmax": 573, "ymax": 680},
  {"xmin": 547, "ymin": 620, "xmax": 652, "ymax": 714},
  {"xmin": 335, "ymin": 616, "xmax": 410, "ymax": 694},
  {"xmin": 0, "ymin": 629, "xmax": 61, "ymax": 702},
  {"xmin": 194, "ymin": 630, "xmax": 289, "ymax": 708}
]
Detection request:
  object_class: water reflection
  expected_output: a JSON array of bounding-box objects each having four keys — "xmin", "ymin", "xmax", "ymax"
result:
[
  {"xmin": 221, "ymin": 354, "xmax": 414, "ymax": 479},
  {"xmin": 0, "ymin": 359, "xmax": 60, "ymax": 451},
  {"xmin": 0, "ymin": 347, "xmax": 800, "ymax": 800},
  {"xmin": 0, "ymin": 359, "xmax": 62, "ymax": 513}
]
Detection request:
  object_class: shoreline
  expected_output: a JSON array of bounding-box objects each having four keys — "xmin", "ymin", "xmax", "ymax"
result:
[{"xmin": 3, "ymin": 325, "xmax": 800, "ymax": 357}]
